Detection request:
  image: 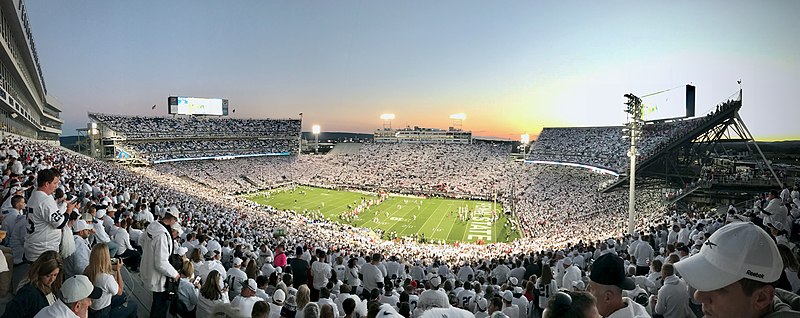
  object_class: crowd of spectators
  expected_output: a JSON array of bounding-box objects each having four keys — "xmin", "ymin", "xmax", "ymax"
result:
[
  {"xmin": 127, "ymin": 139, "xmax": 295, "ymax": 162},
  {"xmin": 527, "ymin": 113, "xmax": 723, "ymax": 172},
  {"xmin": 89, "ymin": 114, "xmax": 301, "ymax": 140},
  {"xmin": 1, "ymin": 96, "xmax": 798, "ymax": 317},
  {"xmin": 89, "ymin": 113, "xmax": 301, "ymax": 162},
  {"xmin": 157, "ymin": 143, "xmax": 518, "ymax": 198}
]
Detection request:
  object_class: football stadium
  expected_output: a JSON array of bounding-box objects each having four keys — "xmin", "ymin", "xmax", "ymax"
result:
[
  {"xmin": 1, "ymin": 1, "xmax": 799, "ymax": 317},
  {"xmin": 245, "ymin": 186, "xmax": 517, "ymax": 244}
]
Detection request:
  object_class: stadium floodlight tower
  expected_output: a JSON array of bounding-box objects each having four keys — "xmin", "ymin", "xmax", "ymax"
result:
[
  {"xmin": 450, "ymin": 113, "xmax": 466, "ymax": 131},
  {"xmin": 520, "ymin": 133, "xmax": 530, "ymax": 153},
  {"xmin": 312, "ymin": 125, "xmax": 321, "ymax": 154},
  {"xmin": 380, "ymin": 113, "xmax": 395, "ymax": 130},
  {"xmin": 623, "ymin": 93, "xmax": 644, "ymax": 235}
]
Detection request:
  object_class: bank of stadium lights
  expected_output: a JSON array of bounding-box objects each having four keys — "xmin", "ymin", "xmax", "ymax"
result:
[
  {"xmin": 519, "ymin": 133, "xmax": 530, "ymax": 153},
  {"xmin": 450, "ymin": 113, "xmax": 466, "ymax": 131},
  {"xmin": 623, "ymin": 93, "xmax": 644, "ymax": 235},
  {"xmin": 312, "ymin": 125, "xmax": 321, "ymax": 154},
  {"xmin": 380, "ymin": 113, "xmax": 395, "ymax": 130}
]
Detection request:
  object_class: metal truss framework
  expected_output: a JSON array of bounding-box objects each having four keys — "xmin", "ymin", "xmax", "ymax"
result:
[{"xmin": 601, "ymin": 92, "xmax": 782, "ymax": 194}]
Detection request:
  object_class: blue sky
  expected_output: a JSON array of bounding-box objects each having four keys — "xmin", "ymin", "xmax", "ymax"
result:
[{"xmin": 26, "ymin": 0, "xmax": 800, "ymax": 140}]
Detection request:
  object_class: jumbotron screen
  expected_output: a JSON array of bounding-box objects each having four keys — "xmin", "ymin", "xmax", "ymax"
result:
[{"xmin": 168, "ymin": 96, "xmax": 229, "ymax": 116}]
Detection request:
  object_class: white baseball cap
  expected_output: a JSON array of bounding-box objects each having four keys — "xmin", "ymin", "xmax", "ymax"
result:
[
  {"xmin": 508, "ymin": 277, "xmax": 518, "ymax": 286},
  {"xmin": 273, "ymin": 289, "xmax": 286, "ymax": 304},
  {"xmin": 430, "ymin": 276, "xmax": 441, "ymax": 288},
  {"xmin": 61, "ymin": 275, "xmax": 102, "ymax": 303},
  {"xmin": 502, "ymin": 290, "xmax": 513, "ymax": 302},
  {"xmin": 72, "ymin": 220, "xmax": 92, "ymax": 232},
  {"xmin": 476, "ymin": 298, "xmax": 488, "ymax": 311},
  {"xmin": 233, "ymin": 258, "xmax": 243, "ymax": 266},
  {"xmin": 674, "ymin": 222, "xmax": 782, "ymax": 292},
  {"xmin": 241, "ymin": 278, "xmax": 257, "ymax": 291},
  {"xmin": 165, "ymin": 205, "xmax": 180, "ymax": 219}
]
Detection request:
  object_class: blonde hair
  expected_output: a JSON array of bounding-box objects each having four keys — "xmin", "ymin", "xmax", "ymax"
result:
[
  {"xmin": 84, "ymin": 243, "xmax": 112, "ymax": 284},
  {"xmin": 181, "ymin": 260, "xmax": 195, "ymax": 278},
  {"xmin": 296, "ymin": 284, "xmax": 311, "ymax": 310}
]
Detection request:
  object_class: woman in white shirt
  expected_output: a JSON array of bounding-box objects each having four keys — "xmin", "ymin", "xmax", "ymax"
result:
[
  {"xmin": 84, "ymin": 243, "xmax": 137, "ymax": 318},
  {"xmin": 196, "ymin": 270, "xmax": 230, "ymax": 317},
  {"xmin": 177, "ymin": 260, "xmax": 200, "ymax": 318},
  {"xmin": 345, "ymin": 258, "xmax": 361, "ymax": 295}
]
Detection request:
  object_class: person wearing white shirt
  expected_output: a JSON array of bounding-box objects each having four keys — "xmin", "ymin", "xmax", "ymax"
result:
[
  {"xmin": 231, "ymin": 279, "xmax": 265, "ymax": 317},
  {"xmin": 311, "ymin": 249, "xmax": 332, "ymax": 300},
  {"xmin": 200, "ymin": 251, "xmax": 227, "ymax": 284},
  {"xmin": 85, "ymin": 243, "xmax": 138, "ymax": 318},
  {"xmin": 268, "ymin": 289, "xmax": 285, "ymax": 318},
  {"xmin": 177, "ymin": 261, "xmax": 201, "ymax": 317},
  {"xmin": 456, "ymin": 282, "xmax": 477, "ymax": 312},
  {"xmin": 226, "ymin": 258, "xmax": 249, "ymax": 300},
  {"xmin": 333, "ymin": 257, "xmax": 347, "ymax": 283},
  {"xmin": 500, "ymin": 291, "xmax": 520, "ymax": 318},
  {"xmin": 318, "ymin": 287, "xmax": 341, "ymax": 316},
  {"xmin": 88, "ymin": 207, "xmax": 119, "ymax": 257},
  {"xmin": 64, "ymin": 220, "xmax": 92, "ymax": 278},
  {"xmin": 102, "ymin": 207, "xmax": 117, "ymax": 236},
  {"xmin": 651, "ymin": 264, "xmax": 695, "ymax": 318},
  {"xmin": 677, "ymin": 223, "xmax": 691, "ymax": 245},
  {"xmin": 25, "ymin": 169, "xmax": 77, "ymax": 262},
  {"xmin": 197, "ymin": 270, "xmax": 231, "ymax": 318},
  {"xmin": 457, "ymin": 263, "xmax": 474, "ymax": 283},
  {"xmin": 34, "ymin": 275, "xmax": 101, "ymax": 318},
  {"xmin": 627, "ymin": 233, "xmax": 642, "ymax": 256},
  {"xmin": 666, "ymin": 225, "xmax": 679, "ymax": 245},
  {"xmin": 633, "ymin": 236, "xmax": 654, "ymax": 276},
  {"xmin": 379, "ymin": 281, "xmax": 400, "ymax": 309},
  {"xmin": 112, "ymin": 218, "xmax": 141, "ymax": 271},
  {"xmin": 561, "ymin": 258, "xmax": 582, "ymax": 292},
  {"xmin": 261, "ymin": 257, "xmax": 277, "ymax": 278},
  {"xmin": 360, "ymin": 254, "xmax": 384, "ymax": 297},
  {"xmin": 1, "ymin": 195, "xmax": 25, "ymax": 234}
]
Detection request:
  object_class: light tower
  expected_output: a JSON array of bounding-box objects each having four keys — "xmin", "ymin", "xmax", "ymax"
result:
[
  {"xmin": 449, "ymin": 113, "xmax": 466, "ymax": 130},
  {"xmin": 380, "ymin": 113, "xmax": 395, "ymax": 130},
  {"xmin": 519, "ymin": 133, "xmax": 530, "ymax": 154},
  {"xmin": 623, "ymin": 93, "xmax": 644, "ymax": 235},
  {"xmin": 312, "ymin": 125, "xmax": 321, "ymax": 154}
]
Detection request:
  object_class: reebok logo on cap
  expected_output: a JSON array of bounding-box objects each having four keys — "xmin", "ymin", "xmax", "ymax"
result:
[{"xmin": 746, "ymin": 270, "xmax": 764, "ymax": 279}]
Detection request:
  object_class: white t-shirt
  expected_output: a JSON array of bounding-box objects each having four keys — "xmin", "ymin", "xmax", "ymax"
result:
[
  {"xmin": 91, "ymin": 273, "xmax": 119, "ymax": 310},
  {"xmin": 311, "ymin": 261, "xmax": 332, "ymax": 290},
  {"xmin": 231, "ymin": 295, "xmax": 264, "ymax": 317},
  {"xmin": 360, "ymin": 263, "xmax": 384, "ymax": 292}
]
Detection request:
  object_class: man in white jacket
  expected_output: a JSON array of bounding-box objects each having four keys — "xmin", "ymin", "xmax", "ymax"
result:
[
  {"xmin": 561, "ymin": 258, "xmax": 582, "ymax": 292},
  {"xmin": 141, "ymin": 205, "xmax": 180, "ymax": 318},
  {"xmin": 651, "ymin": 263, "xmax": 695, "ymax": 318}
]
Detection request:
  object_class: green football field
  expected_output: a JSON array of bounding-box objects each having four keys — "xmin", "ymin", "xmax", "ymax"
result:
[{"xmin": 243, "ymin": 186, "xmax": 519, "ymax": 244}]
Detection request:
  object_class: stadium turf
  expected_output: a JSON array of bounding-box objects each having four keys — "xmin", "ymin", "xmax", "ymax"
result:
[{"xmin": 243, "ymin": 186, "xmax": 519, "ymax": 244}]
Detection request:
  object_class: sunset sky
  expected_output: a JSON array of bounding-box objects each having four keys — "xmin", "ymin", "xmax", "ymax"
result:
[{"xmin": 26, "ymin": 0, "xmax": 800, "ymax": 140}]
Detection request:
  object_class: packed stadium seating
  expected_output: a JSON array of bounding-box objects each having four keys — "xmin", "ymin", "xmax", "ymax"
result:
[
  {"xmin": 1, "ymin": 116, "xmax": 797, "ymax": 317},
  {"xmin": 528, "ymin": 116, "xmax": 714, "ymax": 172},
  {"xmin": 89, "ymin": 113, "xmax": 301, "ymax": 162}
]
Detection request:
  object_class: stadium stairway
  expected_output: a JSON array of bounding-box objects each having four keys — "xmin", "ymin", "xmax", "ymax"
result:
[
  {"xmin": 665, "ymin": 181, "xmax": 712, "ymax": 205},
  {"xmin": 599, "ymin": 100, "xmax": 742, "ymax": 193}
]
